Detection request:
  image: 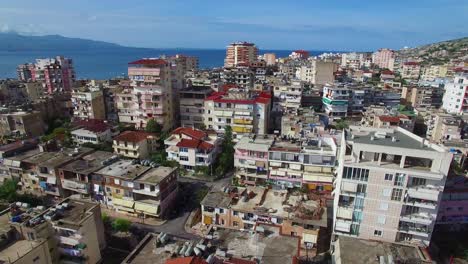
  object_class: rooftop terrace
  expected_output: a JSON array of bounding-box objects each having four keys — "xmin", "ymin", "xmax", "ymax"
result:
[
  {"xmin": 95, "ymin": 160, "xmax": 151, "ymax": 180},
  {"xmin": 135, "ymin": 166, "xmax": 176, "ymax": 184},
  {"xmin": 60, "ymin": 151, "xmax": 116, "ymax": 175}
]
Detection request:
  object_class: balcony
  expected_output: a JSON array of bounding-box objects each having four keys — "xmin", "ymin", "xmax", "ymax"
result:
[
  {"xmin": 59, "ymin": 234, "xmax": 83, "ymax": 247},
  {"xmin": 133, "ymin": 188, "xmax": 160, "ymax": 197},
  {"xmin": 336, "ymin": 207, "xmax": 353, "ymax": 220},
  {"xmin": 62, "ymin": 179, "xmax": 90, "ymax": 194},
  {"xmin": 407, "ymin": 186, "xmax": 441, "ymax": 202},
  {"xmin": 400, "ymin": 213, "xmax": 434, "ymax": 225},
  {"xmin": 404, "ymin": 198, "xmax": 437, "ymax": 210},
  {"xmin": 398, "ymin": 225, "xmax": 430, "ymax": 238}
]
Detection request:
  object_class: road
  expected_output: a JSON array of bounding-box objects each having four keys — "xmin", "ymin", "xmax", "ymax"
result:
[{"xmin": 130, "ymin": 173, "xmax": 232, "ymax": 240}]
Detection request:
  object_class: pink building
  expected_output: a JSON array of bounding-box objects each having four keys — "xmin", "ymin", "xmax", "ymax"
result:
[
  {"xmin": 372, "ymin": 48, "xmax": 395, "ymax": 71},
  {"xmin": 32, "ymin": 56, "xmax": 75, "ymax": 93},
  {"xmin": 437, "ymin": 176, "xmax": 468, "ymax": 224}
]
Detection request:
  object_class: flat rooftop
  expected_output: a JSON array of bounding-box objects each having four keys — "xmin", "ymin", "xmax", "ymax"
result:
[
  {"xmin": 0, "ymin": 239, "xmax": 46, "ymax": 263},
  {"xmin": 235, "ymin": 136, "xmax": 274, "ymax": 152},
  {"xmin": 60, "ymin": 151, "xmax": 115, "ymax": 175},
  {"xmin": 335, "ymin": 236, "xmax": 430, "ymax": 263},
  {"xmin": 201, "ymin": 189, "xmax": 233, "ymax": 209},
  {"xmin": 50, "ymin": 199, "xmax": 98, "ymax": 229},
  {"xmin": 347, "ymin": 127, "xmax": 437, "ymax": 151},
  {"xmin": 135, "ymin": 166, "xmax": 176, "ymax": 184},
  {"xmin": 95, "ymin": 160, "xmax": 150, "ymax": 180},
  {"xmin": 212, "ymin": 227, "xmax": 300, "ymax": 264}
]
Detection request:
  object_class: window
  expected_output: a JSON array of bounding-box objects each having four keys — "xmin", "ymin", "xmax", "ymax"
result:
[
  {"xmin": 343, "ymin": 167, "xmax": 369, "ymax": 182},
  {"xmin": 379, "ymin": 203, "xmax": 389, "ymax": 211},
  {"xmin": 115, "ymin": 189, "xmax": 120, "ymax": 194},
  {"xmin": 357, "ymin": 183, "xmax": 367, "ymax": 194},
  {"xmin": 219, "ymin": 208, "xmax": 225, "ymax": 214},
  {"xmin": 233, "ymin": 221, "xmax": 239, "ymax": 227},
  {"xmin": 384, "ymin": 173, "xmax": 393, "ymax": 181},
  {"xmin": 233, "ymin": 211, "xmax": 239, "ymax": 216},
  {"xmin": 374, "ymin": 230, "xmax": 383, "ymax": 237},
  {"xmin": 150, "ymin": 186, "xmax": 155, "ymax": 192},
  {"xmin": 394, "ymin": 173, "xmax": 406, "ymax": 186},
  {"xmin": 411, "ymin": 177, "xmax": 426, "ymax": 187},
  {"xmin": 106, "ymin": 187, "xmax": 111, "ymax": 192},
  {"xmin": 114, "ymin": 179, "xmax": 120, "ymax": 185},
  {"xmin": 377, "ymin": 215, "xmax": 386, "ymax": 224},
  {"xmin": 33, "ymin": 256, "xmax": 40, "ymax": 263},
  {"xmin": 180, "ymin": 156, "xmax": 189, "ymax": 161},
  {"xmin": 180, "ymin": 148, "xmax": 188, "ymax": 152},
  {"xmin": 391, "ymin": 188, "xmax": 403, "ymax": 201},
  {"xmin": 382, "ymin": 188, "xmax": 391, "ymax": 197}
]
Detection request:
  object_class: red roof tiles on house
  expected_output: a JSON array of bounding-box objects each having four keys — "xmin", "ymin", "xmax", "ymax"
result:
[
  {"xmin": 404, "ymin": 61, "xmax": 419, "ymax": 66},
  {"xmin": 114, "ymin": 131, "xmax": 155, "ymax": 143},
  {"xmin": 165, "ymin": 256, "xmax": 208, "ymax": 264},
  {"xmin": 72, "ymin": 119, "xmax": 111, "ymax": 133},
  {"xmin": 176, "ymin": 139, "xmax": 213, "ymax": 151},
  {"xmin": 128, "ymin": 59, "xmax": 168, "ymax": 65},
  {"xmin": 172, "ymin": 127, "xmax": 207, "ymax": 140},
  {"xmin": 378, "ymin": 116, "xmax": 401, "ymax": 123}
]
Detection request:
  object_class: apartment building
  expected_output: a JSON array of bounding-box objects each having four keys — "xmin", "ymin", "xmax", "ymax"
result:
[
  {"xmin": 201, "ymin": 186, "xmax": 327, "ymax": 256},
  {"xmin": 372, "ymin": 115, "xmax": 415, "ymax": 132},
  {"xmin": 95, "ymin": 161, "xmax": 178, "ymax": 219},
  {"xmin": 203, "ymin": 88, "xmax": 271, "ymax": 138},
  {"xmin": 71, "ymin": 85, "xmax": 106, "ymax": 120},
  {"xmin": 272, "ymin": 80, "xmax": 303, "ymax": 113},
  {"xmin": 116, "ymin": 59, "xmax": 176, "ymax": 130},
  {"xmin": 333, "ymin": 126, "xmax": 452, "ymax": 247},
  {"xmin": 429, "ymin": 113, "xmax": 463, "ymax": 143},
  {"xmin": 421, "ymin": 65, "xmax": 448, "ymax": 81},
  {"xmin": 165, "ymin": 127, "xmax": 221, "ymax": 171},
  {"xmin": 262, "ymin": 53, "xmax": 276, "ymax": 66},
  {"xmin": 221, "ymin": 67, "xmax": 255, "ymax": 89},
  {"xmin": 372, "ymin": 48, "xmax": 395, "ymax": 71},
  {"xmin": 18, "ymin": 56, "xmax": 75, "ymax": 93},
  {"xmin": 58, "ymin": 151, "xmax": 116, "ymax": 197},
  {"xmin": 166, "ymin": 54, "xmax": 199, "ymax": 73},
  {"xmin": 113, "ymin": 131, "xmax": 158, "ymax": 159},
  {"xmin": 401, "ymin": 62, "xmax": 421, "ymax": 80},
  {"xmin": 281, "ymin": 108, "xmax": 322, "ymax": 137},
  {"xmin": 0, "ymin": 111, "xmax": 45, "ymax": 138},
  {"xmin": 322, "ymin": 85, "xmax": 350, "ymax": 119},
  {"xmin": 234, "ymin": 135, "xmax": 274, "ymax": 185},
  {"xmin": 224, "ymin": 42, "xmax": 258, "ymax": 68},
  {"xmin": 19, "ymin": 147, "xmax": 94, "ymax": 197},
  {"xmin": 401, "ymin": 86, "xmax": 444, "ymax": 108},
  {"xmin": 179, "ymin": 85, "xmax": 213, "ymax": 129},
  {"xmin": 442, "ymin": 73, "xmax": 468, "ymax": 114}
]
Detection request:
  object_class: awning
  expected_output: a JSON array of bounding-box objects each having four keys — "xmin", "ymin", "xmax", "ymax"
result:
[
  {"xmin": 112, "ymin": 198, "xmax": 135, "ymax": 208},
  {"xmin": 46, "ymin": 177, "xmax": 56, "ymax": 184},
  {"xmin": 134, "ymin": 202, "xmax": 159, "ymax": 215},
  {"xmin": 255, "ymin": 161, "xmax": 265, "ymax": 168},
  {"xmin": 335, "ymin": 220, "xmax": 351, "ymax": 232},
  {"xmin": 303, "ymin": 233, "xmax": 318, "ymax": 243}
]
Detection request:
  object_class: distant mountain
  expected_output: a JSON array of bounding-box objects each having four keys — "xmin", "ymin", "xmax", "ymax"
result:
[
  {"xmin": 397, "ymin": 37, "xmax": 468, "ymax": 65},
  {"xmin": 0, "ymin": 32, "xmax": 127, "ymax": 51}
]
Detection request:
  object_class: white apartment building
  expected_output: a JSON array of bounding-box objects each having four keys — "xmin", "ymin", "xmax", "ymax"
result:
[
  {"xmin": 203, "ymin": 88, "xmax": 271, "ymax": 138},
  {"xmin": 333, "ymin": 126, "xmax": 452, "ymax": 247},
  {"xmin": 165, "ymin": 127, "xmax": 221, "ymax": 170},
  {"xmin": 71, "ymin": 86, "xmax": 106, "ymax": 120},
  {"xmin": 372, "ymin": 49, "xmax": 395, "ymax": 71},
  {"xmin": 401, "ymin": 62, "xmax": 421, "ymax": 80},
  {"xmin": 234, "ymin": 135, "xmax": 274, "ymax": 185},
  {"xmin": 272, "ymin": 80, "xmax": 303, "ymax": 112},
  {"xmin": 296, "ymin": 60, "xmax": 335, "ymax": 85},
  {"xmin": 442, "ymin": 73, "xmax": 468, "ymax": 114},
  {"xmin": 322, "ymin": 85, "xmax": 350, "ymax": 119}
]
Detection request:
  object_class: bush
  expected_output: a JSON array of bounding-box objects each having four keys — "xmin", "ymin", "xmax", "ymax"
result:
[{"xmin": 111, "ymin": 218, "xmax": 131, "ymax": 233}]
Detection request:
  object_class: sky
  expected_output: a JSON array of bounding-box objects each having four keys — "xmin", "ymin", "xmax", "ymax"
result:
[{"xmin": 0, "ymin": 0, "xmax": 467, "ymax": 51}]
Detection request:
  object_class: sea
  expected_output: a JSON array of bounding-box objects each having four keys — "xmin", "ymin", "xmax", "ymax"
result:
[{"xmin": 0, "ymin": 48, "xmax": 330, "ymax": 80}]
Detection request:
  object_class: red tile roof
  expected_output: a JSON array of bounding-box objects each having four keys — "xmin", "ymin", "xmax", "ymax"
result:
[
  {"xmin": 176, "ymin": 139, "xmax": 214, "ymax": 151},
  {"xmin": 404, "ymin": 61, "xmax": 419, "ymax": 66},
  {"xmin": 205, "ymin": 91, "xmax": 271, "ymax": 105},
  {"xmin": 378, "ymin": 116, "xmax": 401, "ymax": 123},
  {"xmin": 72, "ymin": 119, "xmax": 112, "ymax": 133},
  {"xmin": 381, "ymin": 70, "xmax": 394, "ymax": 75},
  {"xmin": 293, "ymin": 50, "xmax": 309, "ymax": 54},
  {"xmin": 0, "ymin": 139, "xmax": 38, "ymax": 152},
  {"xmin": 172, "ymin": 127, "xmax": 207, "ymax": 140},
  {"xmin": 128, "ymin": 59, "xmax": 168, "ymax": 66},
  {"xmin": 165, "ymin": 257, "xmax": 207, "ymax": 264},
  {"xmin": 114, "ymin": 131, "xmax": 155, "ymax": 143}
]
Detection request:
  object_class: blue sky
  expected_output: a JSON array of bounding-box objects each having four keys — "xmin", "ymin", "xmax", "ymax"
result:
[{"xmin": 0, "ymin": 0, "xmax": 467, "ymax": 51}]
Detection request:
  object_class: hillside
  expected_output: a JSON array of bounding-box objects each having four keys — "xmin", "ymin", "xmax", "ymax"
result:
[
  {"xmin": 397, "ymin": 37, "xmax": 468, "ymax": 65},
  {"xmin": 0, "ymin": 32, "xmax": 124, "ymax": 51}
]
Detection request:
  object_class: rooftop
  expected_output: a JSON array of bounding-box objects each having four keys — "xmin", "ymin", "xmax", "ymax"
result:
[
  {"xmin": 48, "ymin": 199, "xmax": 98, "ymax": 229},
  {"xmin": 60, "ymin": 151, "xmax": 116, "ymax": 175},
  {"xmin": 347, "ymin": 126, "xmax": 438, "ymax": 152},
  {"xmin": 235, "ymin": 136, "xmax": 274, "ymax": 152},
  {"xmin": 335, "ymin": 236, "xmax": 430, "ymax": 263},
  {"xmin": 0, "ymin": 239, "xmax": 47, "ymax": 264},
  {"xmin": 71, "ymin": 119, "xmax": 112, "ymax": 133},
  {"xmin": 128, "ymin": 58, "xmax": 168, "ymax": 66},
  {"xmin": 114, "ymin": 131, "xmax": 156, "ymax": 143},
  {"xmin": 135, "ymin": 166, "xmax": 176, "ymax": 184},
  {"xmin": 95, "ymin": 159, "xmax": 150, "ymax": 179}
]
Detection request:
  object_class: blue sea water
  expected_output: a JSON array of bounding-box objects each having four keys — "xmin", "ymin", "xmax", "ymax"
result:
[{"xmin": 0, "ymin": 48, "xmax": 328, "ymax": 80}]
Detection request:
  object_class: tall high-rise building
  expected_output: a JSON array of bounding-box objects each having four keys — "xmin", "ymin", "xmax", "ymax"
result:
[
  {"xmin": 333, "ymin": 126, "xmax": 452, "ymax": 247},
  {"xmin": 372, "ymin": 48, "xmax": 395, "ymax": 71},
  {"xmin": 224, "ymin": 42, "xmax": 258, "ymax": 68},
  {"xmin": 442, "ymin": 73, "xmax": 468, "ymax": 114},
  {"xmin": 33, "ymin": 56, "xmax": 75, "ymax": 93},
  {"xmin": 116, "ymin": 58, "xmax": 177, "ymax": 130}
]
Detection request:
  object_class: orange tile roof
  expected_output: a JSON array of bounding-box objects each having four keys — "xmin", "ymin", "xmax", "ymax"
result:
[
  {"xmin": 172, "ymin": 127, "xmax": 207, "ymax": 140},
  {"xmin": 113, "ymin": 131, "xmax": 155, "ymax": 143}
]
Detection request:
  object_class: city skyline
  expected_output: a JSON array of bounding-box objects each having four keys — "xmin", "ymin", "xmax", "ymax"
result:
[{"xmin": 0, "ymin": 0, "xmax": 467, "ymax": 51}]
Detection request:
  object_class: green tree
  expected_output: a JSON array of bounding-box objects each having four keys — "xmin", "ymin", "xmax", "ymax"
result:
[
  {"xmin": 111, "ymin": 218, "xmax": 131, "ymax": 233},
  {"xmin": 335, "ymin": 119, "xmax": 349, "ymax": 130},
  {"xmin": 0, "ymin": 179, "xmax": 18, "ymax": 202},
  {"xmin": 215, "ymin": 126, "xmax": 234, "ymax": 177},
  {"xmin": 145, "ymin": 119, "xmax": 162, "ymax": 134}
]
